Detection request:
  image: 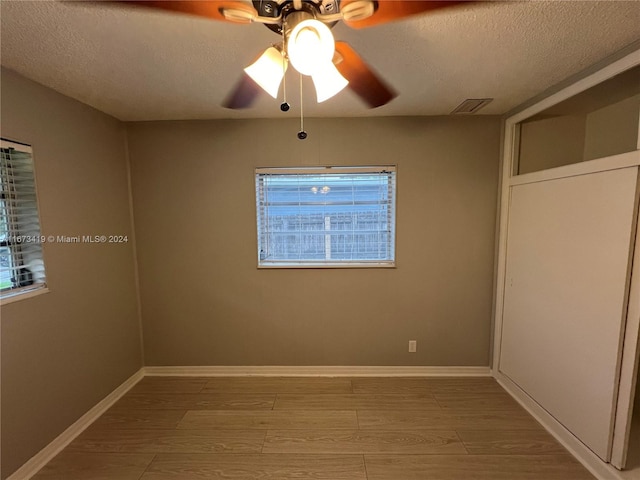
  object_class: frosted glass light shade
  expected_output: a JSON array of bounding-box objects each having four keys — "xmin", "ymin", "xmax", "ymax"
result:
[
  {"xmin": 287, "ymin": 19, "xmax": 348, "ymax": 102},
  {"xmin": 312, "ymin": 62, "xmax": 349, "ymax": 102},
  {"xmin": 244, "ymin": 47, "xmax": 287, "ymax": 98},
  {"xmin": 287, "ymin": 19, "xmax": 335, "ymax": 76}
]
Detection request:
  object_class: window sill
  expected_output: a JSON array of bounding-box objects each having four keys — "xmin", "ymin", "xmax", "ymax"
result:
[
  {"xmin": 1, "ymin": 286, "xmax": 49, "ymax": 305},
  {"xmin": 258, "ymin": 262, "xmax": 396, "ymax": 269}
]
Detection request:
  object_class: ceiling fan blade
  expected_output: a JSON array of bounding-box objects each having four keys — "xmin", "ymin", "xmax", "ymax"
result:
[
  {"xmin": 334, "ymin": 41, "xmax": 396, "ymax": 108},
  {"xmin": 121, "ymin": 1, "xmax": 256, "ymax": 23},
  {"xmin": 223, "ymin": 73, "xmax": 262, "ymax": 109},
  {"xmin": 342, "ymin": 0, "xmax": 470, "ymax": 29}
]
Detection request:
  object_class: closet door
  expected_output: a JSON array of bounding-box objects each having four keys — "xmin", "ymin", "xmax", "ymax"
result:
[{"xmin": 499, "ymin": 166, "xmax": 639, "ymax": 460}]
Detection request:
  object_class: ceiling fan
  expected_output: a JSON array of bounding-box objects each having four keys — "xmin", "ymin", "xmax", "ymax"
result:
[{"xmin": 115, "ymin": 0, "xmax": 471, "ymax": 110}]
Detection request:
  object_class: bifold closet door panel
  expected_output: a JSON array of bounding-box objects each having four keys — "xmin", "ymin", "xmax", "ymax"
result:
[{"xmin": 499, "ymin": 166, "xmax": 639, "ymax": 460}]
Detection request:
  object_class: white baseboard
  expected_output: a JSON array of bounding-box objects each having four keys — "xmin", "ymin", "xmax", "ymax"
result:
[
  {"xmin": 494, "ymin": 370, "xmax": 626, "ymax": 480},
  {"xmin": 7, "ymin": 368, "xmax": 144, "ymax": 480},
  {"xmin": 142, "ymin": 365, "xmax": 491, "ymax": 377}
]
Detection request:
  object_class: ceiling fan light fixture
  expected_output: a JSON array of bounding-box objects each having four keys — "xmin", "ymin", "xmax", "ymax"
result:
[
  {"xmin": 287, "ymin": 19, "xmax": 335, "ymax": 76},
  {"xmin": 312, "ymin": 62, "xmax": 349, "ymax": 102},
  {"xmin": 244, "ymin": 47, "xmax": 287, "ymax": 98}
]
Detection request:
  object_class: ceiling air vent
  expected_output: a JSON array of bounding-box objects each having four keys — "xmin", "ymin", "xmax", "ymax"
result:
[{"xmin": 451, "ymin": 98, "xmax": 493, "ymax": 115}]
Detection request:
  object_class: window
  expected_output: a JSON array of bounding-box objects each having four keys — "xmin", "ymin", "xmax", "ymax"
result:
[
  {"xmin": 1, "ymin": 139, "xmax": 47, "ymax": 300},
  {"xmin": 255, "ymin": 166, "xmax": 396, "ymax": 267}
]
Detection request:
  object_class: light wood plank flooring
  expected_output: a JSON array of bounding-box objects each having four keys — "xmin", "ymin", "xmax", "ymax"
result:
[{"xmin": 32, "ymin": 376, "xmax": 594, "ymax": 479}]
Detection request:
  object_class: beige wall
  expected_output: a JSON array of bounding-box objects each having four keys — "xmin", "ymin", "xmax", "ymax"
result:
[
  {"xmin": 127, "ymin": 116, "xmax": 501, "ymax": 367},
  {"xmin": 0, "ymin": 68, "xmax": 142, "ymax": 479},
  {"xmin": 518, "ymin": 115, "xmax": 587, "ymax": 174},
  {"xmin": 584, "ymin": 94, "xmax": 640, "ymax": 161},
  {"xmin": 517, "ymin": 94, "xmax": 639, "ymax": 174}
]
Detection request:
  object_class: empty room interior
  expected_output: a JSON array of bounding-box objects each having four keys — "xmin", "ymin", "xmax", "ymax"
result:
[{"xmin": 1, "ymin": 1, "xmax": 640, "ymax": 479}]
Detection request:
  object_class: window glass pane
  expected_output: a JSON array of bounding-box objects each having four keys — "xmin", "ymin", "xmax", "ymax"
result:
[
  {"xmin": 256, "ymin": 167, "xmax": 396, "ymax": 267},
  {"xmin": 0, "ymin": 139, "xmax": 46, "ymax": 299},
  {"xmin": 0, "ymin": 199, "xmax": 7, "ymax": 242},
  {"xmin": 0, "ymin": 247, "xmax": 13, "ymax": 290}
]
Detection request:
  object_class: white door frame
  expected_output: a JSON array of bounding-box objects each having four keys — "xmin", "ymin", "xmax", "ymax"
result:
[{"xmin": 491, "ymin": 47, "xmax": 640, "ymax": 476}]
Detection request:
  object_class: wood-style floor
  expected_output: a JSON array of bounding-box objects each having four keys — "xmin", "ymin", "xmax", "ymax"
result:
[{"xmin": 33, "ymin": 376, "xmax": 595, "ymax": 479}]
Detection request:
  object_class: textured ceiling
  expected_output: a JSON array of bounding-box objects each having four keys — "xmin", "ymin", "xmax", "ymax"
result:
[{"xmin": 1, "ymin": 0, "xmax": 639, "ymax": 121}]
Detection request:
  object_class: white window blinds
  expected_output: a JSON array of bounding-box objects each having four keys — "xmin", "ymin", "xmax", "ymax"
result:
[
  {"xmin": 0, "ymin": 139, "xmax": 47, "ymax": 298},
  {"xmin": 255, "ymin": 166, "xmax": 396, "ymax": 267}
]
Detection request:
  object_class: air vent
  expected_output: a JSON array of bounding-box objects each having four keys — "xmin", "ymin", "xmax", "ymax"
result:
[{"xmin": 451, "ymin": 98, "xmax": 493, "ymax": 115}]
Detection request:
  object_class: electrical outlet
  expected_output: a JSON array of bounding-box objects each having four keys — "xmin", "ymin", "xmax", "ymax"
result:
[{"xmin": 408, "ymin": 340, "xmax": 417, "ymax": 353}]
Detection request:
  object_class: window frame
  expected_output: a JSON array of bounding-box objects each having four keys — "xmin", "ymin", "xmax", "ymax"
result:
[
  {"xmin": 255, "ymin": 165, "xmax": 397, "ymax": 269},
  {"xmin": 0, "ymin": 138, "xmax": 48, "ymax": 303}
]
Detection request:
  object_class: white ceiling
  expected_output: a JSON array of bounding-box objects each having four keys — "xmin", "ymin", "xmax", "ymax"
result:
[{"xmin": 1, "ymin": 0, "xmax": 639, "ymax": 121}]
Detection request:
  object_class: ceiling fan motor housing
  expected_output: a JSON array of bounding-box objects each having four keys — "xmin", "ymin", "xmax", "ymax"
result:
[{"xmin": 254, "ymin": 0, "xmax": 340, "ymax": 35}]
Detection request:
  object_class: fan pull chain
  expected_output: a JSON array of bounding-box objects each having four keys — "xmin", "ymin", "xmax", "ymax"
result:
[
  {"xmin": 282, "ymin": 56, "xmax": 287, "ymax": 104},
  {"xmin": 280, "ymin": 28, "xmax": 290, "ymax": 113},
  {"xmin": 298, "ymin": 73, "xmax": 307, "ymax": 140}
]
